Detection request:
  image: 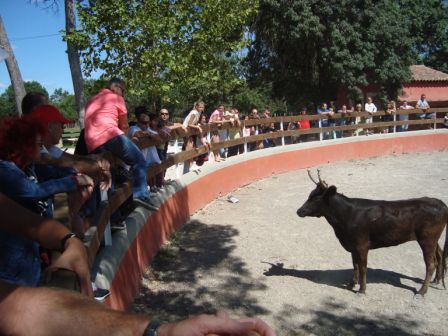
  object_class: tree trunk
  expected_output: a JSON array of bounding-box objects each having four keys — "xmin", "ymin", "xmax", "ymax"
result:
[
  {"xmin": 65, "ymin": 0, "xmax": 85, "ymax": 127},
  {"xmin": 0, "ymin": 16, "xmax": 26, "ymax": 116}
]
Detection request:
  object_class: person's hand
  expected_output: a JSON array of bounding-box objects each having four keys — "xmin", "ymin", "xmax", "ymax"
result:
[
  {"xmin": 98, "ymin": 169, "xmax": 112, "ymax": 190},
  {"xmin": 74, "ymin": 174, "xmax": 94, "ymax": 200},
  {"xmin": 44, "ymin": 236, "xmax": 93, "ymax": 298},
  {"xmin": 92, "ymin": 156, "xmax": 112, "ymax": 190},
  {"xmin": 157, "ymin": 311, "xmax": 276, "ymax": 336}
]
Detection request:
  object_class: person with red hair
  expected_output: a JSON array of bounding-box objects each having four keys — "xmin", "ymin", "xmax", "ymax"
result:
[{"xmin": 0, "ymin": 116, "xmax": 94, "ymax": 287}]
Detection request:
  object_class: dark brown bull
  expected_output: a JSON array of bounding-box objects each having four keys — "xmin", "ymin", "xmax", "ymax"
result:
[{"xmin": 297, "ymin": 170, "xmax": 448, "ymax": 295}]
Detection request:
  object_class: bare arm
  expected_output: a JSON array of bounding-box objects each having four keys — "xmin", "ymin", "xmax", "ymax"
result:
[
  {"xmin": 118, "ymin": 114, "xmax": 129, "ymax": 134},
  {"xmin": 37, "ymin": 152, "xmax": 111, "ymax": 190},
  {"xmin": 0, "ymin": 285, "xmax": 275, "ymax": 336},
  {"xmin": 0, "ymin": 194, "xmax": 92, "ymax": 296}
]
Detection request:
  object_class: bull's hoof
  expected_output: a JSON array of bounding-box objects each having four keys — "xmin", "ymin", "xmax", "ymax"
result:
[
  {"xmin": 356, "ymin": 290, "xmax": 366, "ymax": 296},
  {"xmin": 413, "ymin": 293, "xmax": 424, "ymax": 300}
]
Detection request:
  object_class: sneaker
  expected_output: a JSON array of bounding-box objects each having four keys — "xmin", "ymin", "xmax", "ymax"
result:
[
  {"xmin": 134, "ymin": 197, "xmax": 160, "ymax": 211},
  {"xmin": 93, "ymin": 288, "xmax": 110, "ymax": 301},
  {"xmin": 111, "ymin": 220, "xmax": 126, "ymax": 232}
]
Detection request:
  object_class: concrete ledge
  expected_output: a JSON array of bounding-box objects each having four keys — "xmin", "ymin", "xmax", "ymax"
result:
[{"xmin": 96, "ymin": 130, "xmax": 448, "ymax": 310}]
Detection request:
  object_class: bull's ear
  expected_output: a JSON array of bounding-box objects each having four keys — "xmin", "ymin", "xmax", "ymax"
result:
[{"xmin": 323, "ymin": 185, "xmax": 337, "ymax": 199}]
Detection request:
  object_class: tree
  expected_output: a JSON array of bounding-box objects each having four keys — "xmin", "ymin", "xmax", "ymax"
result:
[
  {"xmin": 29, "ymin": 0, "xmax": 86, "ymax": 124},
  {"xmin": 398, "ymin": 0, "xmax": 448, "ymax": 73},
  {"xmin": 50, "ymin": 88, "xmax": 77, "ymax": 120},
  {"xmin": 0, "ymin": 81, "xmax": 48, "ymax": 117},
  {"xmin": 0, "ymin": 16, "xmax": 26, "ymax": 116},
  {"xmin": 64, "ymin": 0, "xmax": 85, "ymax": 125},
  {"xmin": 247, "ymin": 0, "xmax": 448, "ymax": 107},
  {"xmin": 68, "ymin": 0, "xmax": 258, "ymax": 111}
]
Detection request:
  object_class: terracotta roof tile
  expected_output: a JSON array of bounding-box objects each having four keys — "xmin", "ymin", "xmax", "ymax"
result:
[{"xmin": 410, "ymin": 65, "xmax": 448, "ymax": 81}]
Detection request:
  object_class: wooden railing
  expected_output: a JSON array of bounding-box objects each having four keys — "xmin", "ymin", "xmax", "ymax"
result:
[
  {"xmin": 53, "ymin": 107, "xmax": 448, "ymax": 290},
  {"xmin": 143, "ymin": 107, "xmax": 448, "ymax": 179}
]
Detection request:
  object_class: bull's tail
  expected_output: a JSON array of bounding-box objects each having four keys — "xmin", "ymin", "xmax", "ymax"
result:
[{"xmin": 443, "ymin": 224, "xmax": 448, "ymax": 281}]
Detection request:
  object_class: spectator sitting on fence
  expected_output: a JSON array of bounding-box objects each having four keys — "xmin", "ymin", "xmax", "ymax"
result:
[
  {"xmin": 248, "ymin": 108, "xmax": 261, "ymax": 151},
  {"xmin": 336, "ymin": 104, "xmax": 351, "ymax": 138},
  {"xmin": 364, "ymin": 96, "xmax": 377, "ymax": 135},
  {"xmin": 351, "ymin": 103, "xmax": 364, "ymax": 136},
  {"xmin": 382, "ymin": 100, "xmax": 396, "ymax": 134},
  {"xmin": 84, "ymin": 77, "xmax": 158, "ymax": 210},
  {"xmin": 209, "ymin": 104, "xmax": 225, "ymax": 162},
  {"xmin": 156, "ymin": 108, "xmax": 183, "ymax": 184},
  {"xmin": 129, "ymin": 112, "xmax": 166, "ymax": 191},
  {"xmin": 194, "ymin": 113, "xmax": 210, "ymax": 166},
  {"xmin": 182, "ymin": 100, "xmax": 209, "ymax": 174},
  {"xmin": 261, "ymin": 108, "xmax": 276, "ymax": 148},
  {"xmin": 227, "ymin": 107, "xmax": 244, "ymax": 157},
  {"xmin": 297, "ymin": 107, "xmax": 312, "ymax": 142},
  {"xmin": 398, "ymin": 100, "xmax": 413, "ymax": 132},
  {"xmin": 0, "ymin": 116, "xmax": 94, "ymax": 287},
  {"xmin": 317, "ymin": 102, "xmax": 334, "ymax": 139},
  {"xmin": 416, "ymin": 93, "xmax": 434, "ymax": 129}
]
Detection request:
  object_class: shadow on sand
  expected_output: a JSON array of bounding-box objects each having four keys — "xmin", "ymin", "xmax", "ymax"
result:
[
  {"xmin": 133, "ymin": 220, "xmax": 270, "ymax": 320},
  {"xmin": 262, "ymin": 261, "xmax": 429, "ymax": 294}
]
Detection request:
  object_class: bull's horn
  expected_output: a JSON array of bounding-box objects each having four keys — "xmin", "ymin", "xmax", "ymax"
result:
[
  {"xmin": 317, "ymin": 169, "xmax": 328, "ymax": 187},
  {"xmin": 307, "ymin": 170, "xmax": 318, "ymax": 185}
]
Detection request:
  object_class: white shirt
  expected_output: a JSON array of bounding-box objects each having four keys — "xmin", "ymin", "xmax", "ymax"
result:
[
  {"xmin": 364, "ymin": 102, "xmax": 377, "ymax": 113},
  {"xmin": 128, "ymin": 125, "xmax": 161, "ymax": 166},
  {"xmin": 183, "ymin": 109, "xmax": 200, "ymax": 128}
]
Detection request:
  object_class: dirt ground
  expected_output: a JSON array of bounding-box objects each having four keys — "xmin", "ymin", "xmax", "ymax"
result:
[{"xmin": 133, "ymin": 150, "xmax": 448, "ymax": 336}]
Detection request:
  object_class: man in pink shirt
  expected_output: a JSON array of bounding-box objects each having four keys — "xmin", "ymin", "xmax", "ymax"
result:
[{"xmin": 84, "ymin": 78, "xmax": 155, "ymax": 209}]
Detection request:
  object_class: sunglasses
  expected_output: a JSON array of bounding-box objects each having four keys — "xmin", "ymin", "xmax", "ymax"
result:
[{"xmin": 160, "ymin": 112, "xmax": 169, "ymax": 116}]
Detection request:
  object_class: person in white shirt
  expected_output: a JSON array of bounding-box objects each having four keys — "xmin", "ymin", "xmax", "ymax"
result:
[
  {"xmin": 182, "ymin": 101, "xmax": 208, "ymax": 174},
  {"xmin": 398, "ymin": 100, "xmax": 414, "ymax": 132},
  {"xmin": 364, "ymin": 96, "xmax": 377, "ymax": 135},
  {"xmin": 416, "ymin": 93, "xmax": 435, "ymax": 129}
]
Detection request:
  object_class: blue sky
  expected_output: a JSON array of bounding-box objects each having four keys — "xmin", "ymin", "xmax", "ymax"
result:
[{"xmin": 0, "ymin": 1, "xmax": 76, "ymax": 95}]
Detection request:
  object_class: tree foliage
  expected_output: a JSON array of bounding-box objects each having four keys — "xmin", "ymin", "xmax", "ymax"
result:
[
  {"xmin": 69, "ymin": 0, "xmax": 258, "ymax": 110},
  {"xmin": 50, "ymin": 88, "xmax": 77, "ymax": 119},
  {"xmin": 247, "ymin": 0, "xmax": 448, "ymax": 107},
  {"xmin": 0, "ymin": 81, "xmax": 48, "ymax": 117}
]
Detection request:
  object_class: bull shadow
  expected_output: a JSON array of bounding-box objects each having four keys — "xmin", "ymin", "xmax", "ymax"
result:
[{"xmin": 262, "ymin": 262, "xmax": 436, "ymax": 294}]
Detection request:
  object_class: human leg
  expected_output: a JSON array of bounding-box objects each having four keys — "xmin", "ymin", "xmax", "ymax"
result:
[{"xmin": 94, "ymin": 135, "xmax": 150, "ymax": 200}]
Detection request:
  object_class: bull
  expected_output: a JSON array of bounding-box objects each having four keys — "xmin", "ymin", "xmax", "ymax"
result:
[{"xmin": 297, "ymin": 170, "xmax": 448, "ymax": 296}]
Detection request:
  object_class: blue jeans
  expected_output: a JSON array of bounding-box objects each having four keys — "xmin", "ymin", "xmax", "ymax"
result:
[{"xmin": 93, "ymin": 135, "xmax": 150, "ymax": 200}]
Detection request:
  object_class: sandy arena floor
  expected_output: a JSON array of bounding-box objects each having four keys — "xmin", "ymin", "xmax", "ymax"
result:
[{"xmin": 133, "ymin": 150, "xmax": 448, "ymax": 336}]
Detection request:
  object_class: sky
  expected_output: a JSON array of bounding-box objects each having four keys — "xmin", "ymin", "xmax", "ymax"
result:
[{"xmin": 0, "ymin": 0, "xmax": 78, "ymax": 95}]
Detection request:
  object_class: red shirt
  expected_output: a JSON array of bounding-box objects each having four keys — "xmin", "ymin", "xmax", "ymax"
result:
[{"xmin": 298, "ymin": 119, "xmax": 310, "ymax": 129}]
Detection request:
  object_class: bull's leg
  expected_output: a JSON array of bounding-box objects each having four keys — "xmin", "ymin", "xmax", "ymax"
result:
[
  {"xmin": 433, "ymin": 244, "xmax": 444, "ymax": 285},
  {"xmin": 417, "ymin": 240, "xmax": 437, "ymax": 296},
  {"xmin": 358, "ymin": 249, "xmax": 368, "ymax": 294},
  {"xmin": 349, "ymin": 253, "xmax": 359, "ymax": 290}
]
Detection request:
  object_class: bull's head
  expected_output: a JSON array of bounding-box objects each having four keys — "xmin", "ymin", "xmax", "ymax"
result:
[{"xmin": 297, "ymin": 170, "xmax": 337, "ymax": 218}]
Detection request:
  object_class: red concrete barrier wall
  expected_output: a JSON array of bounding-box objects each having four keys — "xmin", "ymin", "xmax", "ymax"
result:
[{"xmin": 108, "ymin": 132, "xmax": 448, "ymax": 310}]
